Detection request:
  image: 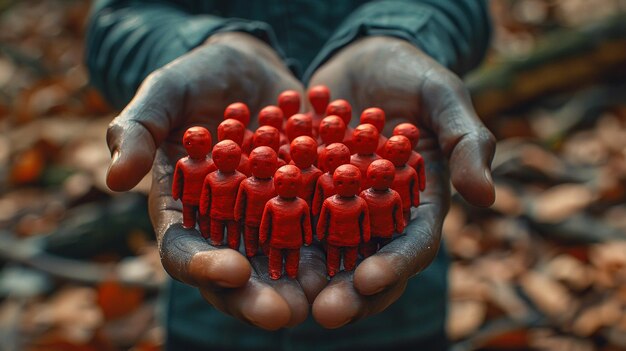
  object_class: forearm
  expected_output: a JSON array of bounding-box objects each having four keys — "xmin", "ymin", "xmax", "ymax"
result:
[{"xmin": 304, "ymin": 0, "xmax": 491, "ymax": 82}]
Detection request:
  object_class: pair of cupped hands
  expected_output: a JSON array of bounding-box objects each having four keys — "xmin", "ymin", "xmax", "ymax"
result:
[{"xmin": 105, "ymin": 32, "xmax": 496, "ymax": 330}]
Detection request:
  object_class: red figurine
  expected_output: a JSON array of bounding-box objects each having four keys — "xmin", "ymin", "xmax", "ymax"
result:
[
  {"xmin": 234, "ymin": 146, "xmax": 278, "ymax": 257},
  {"xmin": 326, "ymin": 99, "xmax": 354, "ymax": 152},
  {"xmin": 317, "ymin": 164, "xmax": 370, "ymax": 277},
  {"xmin": 251, "ymin": 125, "xmax": 286, "ymax": 167},
  {"xmin": 317, "ymin": 115, "xmax": 347, "ymax": 155},
  {"xmin": 312, "ymin": 143, "xmax": 351, "ymax": 216},
  {"xmin": 217, "ymin": 119, "xmax": 251, "ymax": 176},
  {"xmin": 258, "ymin": 105, "xmax": 288, "ymax": 146},
  {"xmin": 392, "ymin": 122, "xmax": 426, "ymax": 192},
  {"xmin": 279, "ymin": 113, "xmax": 313, "ymax": 163},
  {"xmin": 383, "ymin": 135, "xmax": 421, "ymax": 223},
  {"xmin": 359, "ymin": 159, "xmax": 404, "ymax": 257},
  {"xmin": 308, "ymin": 85, "xmax": 331, "ymax": 137},
  {"xmin": 350, "ymin": 123, "xmax": 381, "ymax": 190},
  {"xmin": 200, "ymin": 140, "xmax": 247, "ymax": 248},
  {"xmin": 224, "ymin": 102, "xmax": 253, "ymax": 154},
  {"xmin": 172, "ymin": 127, "xmax": 214, "ymax": 235},
  {"xmin": 278, "ymin": 90, "xmax": 301, "ymax": 120},
  {"xmin": 289, "ymin": 136, "xmax": 322, "ymax": 207},
  {"xmin": 260, "ymin": 165, "xmax": 312, "ymax": 279},
  {"xmin": 359, "ymin": 107, "xmax": 388, "ymax": 154}
]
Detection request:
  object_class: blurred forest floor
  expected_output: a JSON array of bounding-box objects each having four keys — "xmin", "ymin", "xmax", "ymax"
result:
[{"xmin": 1, "ymin": 1, "xmax": 626, "ymax": 350}]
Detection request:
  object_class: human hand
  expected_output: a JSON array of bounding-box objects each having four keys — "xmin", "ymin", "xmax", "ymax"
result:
[
  {"xmin": 105, "ymin": 32, "xmax": 328, "ymax": 329},
  {"xmin": 308, "ymin": 36, "xmax": 496, "ymax": 328}
]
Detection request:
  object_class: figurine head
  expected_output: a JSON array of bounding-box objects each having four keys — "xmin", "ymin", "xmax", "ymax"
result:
[
  {"xmin": 274, "ymin": 165, "xmax": 302, "ymax": 198},
  {"xmin": 258, "ymin": 105, "xmax": 284, "ymax": 131},
  {"xmin": 212, "ymin": 140, "xmax": 242, "ymax": 173},
  {"xmin": 324, "ymin": 143, "xmax": 351, "ymax": 174},
  {"xmin": 290, "ymin": 136, "xmax": 317, "ymax": 169},
  {"xmin": 278, "ymin": 90, "xmax": 301, "ymax": 119},
  {"xmin": 252, "ymin": 125, "xmax": 280, "ymax": 152},
  {"xmin": 249, "ymin": 146, "xmax": 278, "ymax": 179},
  {"xmin": 285, "ymin": 113, "xmax": 312, "ymax": 141},
  {"xmin": 224, "ymin": 102, "xmax": 250, "ymax": 127},
  {"xmin": 217, "ymin": 118, "xmax": 245, "ymax": 146},
  {"xmin": 392, "ymin": 123, "xmax": 420, "ymax": 149},
  {"xmin": 384, "ymin": 135, "xmax": 412, "ymax": 167},
  {"xmin": 326, "ymin": 99, "xmax": 352, "ymax": 126},
  {"xmin": 352, "ymin": 123, "xmax": 379, "ymax": 155},
  {"xmin": 333, "ymin": 164, "xmax": 361, "ymax": 197},
  {"xmin": 183, "ymin": 126, "xmax": 212, "ymax": 160},
  {"xmin": 360, "ymin": 107, "xmax": 386, "ymax": 133},
  {"xmin": 367, "ymin": 159, "xmax": 395, "ymax": 191},
  {"xmin": 308, "ymin": 85, "xmax": 330, "ymax": 115},
  {"xmin": 319, "ymin": 115, "xmax": 346, "ymax": 145}
]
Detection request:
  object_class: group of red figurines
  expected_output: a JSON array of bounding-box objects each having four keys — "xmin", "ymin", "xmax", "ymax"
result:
[{"xmin": 172, "ymin": 86, "xmax": 425, "ymax": 279}]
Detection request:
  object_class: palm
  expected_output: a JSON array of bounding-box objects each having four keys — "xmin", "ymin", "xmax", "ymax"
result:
[{"xmin": 307, "ymin": 36, "xmax": 495, "ymax": 327}]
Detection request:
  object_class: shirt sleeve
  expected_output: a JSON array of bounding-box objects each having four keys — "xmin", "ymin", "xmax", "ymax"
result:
[
  {"xmin": 303, "ymin": 0, "xmax": 491, "ymax": 82},
  {"xmin": 85, "ymin": 0, "xmax": 284, "ymax": 109}
]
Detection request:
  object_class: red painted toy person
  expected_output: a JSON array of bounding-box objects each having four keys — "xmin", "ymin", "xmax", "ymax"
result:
[
  {"xmin": 308, "ymin": 84, "xmax": 330, "ymax": 136},
  {"xmin": 359, "ymin": 159, "xmax": 404, "ymax": 257},
  {"xmin": 258, "ymin": 105, "xmax": 288, "ymax": 146},
  {"xmin": 234, "ymin": 146, "xmax": 278, "ymax": 257},
  {"xmin": 200, "ymin": 140, "xmax": 247, "ymax": 248},
  {"xmin": 383, "ymin": 135, "xmax": 421, "ymax": 223},
  {"xmin": 290, "ymin": 136, "xmax": 322, "ymax": 207},
  {"xmin": 350, "ymin": 123, "xmax": 381, "ymax": 190},
  {"xmin": 312, "ymin": 143, "xmax": 351, "ymax": 216},
  {"xmin": 317, "ymin": 164, "xmax": 370, "ymax": 277},
  {"xmin": 172, "ymin": 127, "xmax": 213, "ymax": 235},
  {"xmin": 359, "ymin": 107, "xmax": 388, "ymax": 155},
  {"xmin": 217, "ymin": 119, "xmax": 250, "ymax": 176},
  {"xmin": 279, "ymin": 113, "xmax": 313, "ymax": 163},
  {"xmin": 260, "ymin": 165, "xmax": 312, "ymax": 279},
  {"xmin": 278, "ymin": 90, "xmax": 301, "ymax": 120},
  {"xmin": 252, "ymin": 125, "xmax": 287, "ymax": 168},
  {"xmin": 326, "ymin": 99, "xmax": 354, "ymax": 152},
  {"xmin": 224, "ymin": 102, "xmax": 253, "ymax": 154},
  {"xmin": 317, "ymin": 115, "xmax": 346, "ymax": 156},
  {"xmin": 392, "ymin": 122, "xmax": 426, "ymax": 192}
]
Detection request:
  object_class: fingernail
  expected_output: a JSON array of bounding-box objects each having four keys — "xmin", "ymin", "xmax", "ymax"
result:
[{"xmin": 484, "ymin": 168, "xmax": 493, "ymax": 186}]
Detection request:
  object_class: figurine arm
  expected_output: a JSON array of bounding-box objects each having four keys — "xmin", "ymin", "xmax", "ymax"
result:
[
  {"xmin": 394, "ymin": 194, "xmax": 405, "ymax": 233},
  {"xmin": 416, "ymin": 153, "xmax": 426, "ymax": 191},
  {"xmin": 259, "ymin": 203, "xmax": 272, "ymax": 246},
  {"xmin": 302, "ymin": 203, "xmax": 313, "ymax": 246},
  {"xmin": 199, "ymin": 176, "xmax": 211, "ymax": 216},
  {"xmin": 172, "ymin": 161, "xmax": 183, "ymax": 201},
  {"xmin": 234, "ymin": 184, "xmax": 246, "ymax": 222},
  {"xmin": 316, "ymin": 201, "xmax": 329, "ymax": 241},
  {"xmin": 360, "ymin": 201, "xmax": 371, "ymax": 243},
  {"xmin": 312, "ymin": 182, "xmax": 323, "ymax": 216}
]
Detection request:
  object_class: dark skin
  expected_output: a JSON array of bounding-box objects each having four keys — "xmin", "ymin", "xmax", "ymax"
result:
[{"xmin": 105, "ymin": 32, "xmax": 495, "ymax": 330}]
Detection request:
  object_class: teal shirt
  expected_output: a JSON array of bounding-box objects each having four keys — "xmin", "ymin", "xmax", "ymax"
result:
[{"xmin": 86, "ymin": 1, "xmax": 490, "ymax": 349}]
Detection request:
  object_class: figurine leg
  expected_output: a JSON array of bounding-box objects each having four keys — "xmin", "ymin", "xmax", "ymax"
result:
[
  {"xmin": 326, "ymin": 244, "xmax": 341, "ymax": 277},
  {"xmin": 226, "ymin": 220, "xmax": 240, "ymax": 250},
  {"xmin": 181, "ymin": 203, "xmax": 197, "ymax": 229},
  {"xmin": 268, "ymin": 247, "xmax": 283, "ymax": 280},
  {"xmin": 244, "ymin": 225, "xmax": 259, "ymax": 257},
  {"xmin": 403, "ymin": 208, "xmax": 411, "ymax": 226},
  {"xmin": 343, "ymin": 246, "xmax": 358, "ymax": 271},
  {"xmin": 209, "ymin": 219, "xmax": 224, "ymax": 246},
  {"xmin": 284, "ymin": 248, "xmax": 300, "ymax": 279},
  {"xmin": 198, "ymin": 214, "xmax": 210, "ymax": 239}
]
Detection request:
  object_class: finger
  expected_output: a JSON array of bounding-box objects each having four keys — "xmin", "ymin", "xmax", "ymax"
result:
[
  {"xmin": 249, "ymin": 255, "xmax": 310, "ymax": 327},
  {"xmin": 199, "ymin": 279, "xmax": 292, "ymax": 331},
  {"xmin": 150, "ymin": 148, "xmax": 251, "ymax": 288},
  {"xmin": 296, "ymin": 244, "xmax": 329, "ymax": 303},
  {"xmin": 106, "ymin": 68, "xmax": 185, "ymax": 191},
  {"xmin": 421, "ymin": 70, "xmax": 496, "ymax": 207},
  {"xmin": 354, "ymin": 140, "xmax": 449, "ymax": 297}
]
